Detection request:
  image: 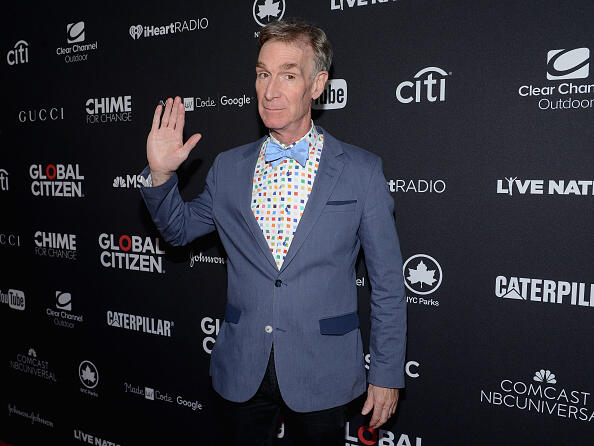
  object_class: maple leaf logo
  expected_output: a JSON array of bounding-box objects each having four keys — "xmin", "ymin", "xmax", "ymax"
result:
[
  {"xmin": 257, "ymin": 0, "xmax": 281, "ymax": 20},
  {"xmin": 81, "ymin": 365, "xmax": 96, "ymax": 384},
  {"xmin": 407, "ymin": 260, "xmax": 437, "ymax": 288}
]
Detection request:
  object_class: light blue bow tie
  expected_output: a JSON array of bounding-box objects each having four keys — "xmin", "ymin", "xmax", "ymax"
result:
[{"xmin": 265, "ymin": 137, "xmax": 309, "ymax": 168}]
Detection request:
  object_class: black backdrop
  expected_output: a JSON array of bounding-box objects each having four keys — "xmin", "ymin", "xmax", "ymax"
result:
[{"xmin": 2, "ymin": 1, "xmax": 593, "ymax": 445}]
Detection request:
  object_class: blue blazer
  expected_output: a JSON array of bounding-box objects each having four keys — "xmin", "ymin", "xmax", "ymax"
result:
[{"xmin": 140, "ymin": 127, "xmax": 407, "ymax": 412}]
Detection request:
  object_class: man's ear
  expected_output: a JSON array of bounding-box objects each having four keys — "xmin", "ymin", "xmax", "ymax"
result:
[{"xmin": 311, "ymin": 71, "xmax": 329, "ymax": 100}]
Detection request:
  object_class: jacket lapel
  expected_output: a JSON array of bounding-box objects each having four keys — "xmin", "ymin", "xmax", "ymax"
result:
[
  {"xmin": 237, "ymin": 136, "xmax": 280, "ymax": 272},
  {"xmin": 278, "ymin": 127, "xmax": 345, "ymax": 274}
]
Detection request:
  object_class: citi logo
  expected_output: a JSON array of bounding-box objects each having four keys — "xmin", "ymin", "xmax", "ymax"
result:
[
  {"xmin": 547, "ymin": 48, "xmax": 589, "ymax": 80},
  {"xmin": 497, "ymin": 178, "xmax": 594, "ymax": 196},
  {"xmin": 6, "ymin": 40, "xmax": 29, "ymax": 65},
  {"xmin": 312, "ymin": 79, "xmax": 347, "ymax": 110},
  {"xmin": 496, "ymin": 275, "xmax": 594, "ymax": 308},
  {"xmin": 67, "ymin": 22, "xmax": 85, "ymax": 44},
  {"xmin": 29, "ymin": 163, "xmax": 84, "ymax": 198},
  {"xmin": 0, "ymin": 169, "xmax": 8, "ymax": 191},
  {"xmin": 344, "ymin": 422, "xmax": 422, "ymax": 446},
  {"xmin": 113, "ymin": 175, "xmax": 143, "ymax": 188},
  {"xmin": 0, "ymin": 289, "xmax": 26, "ymax": 311},
  {"xmin": 396, "ymin": 67, "xmax": 449, "ymax": 103},
  {"xmin": 34, "ymin": 231, "xmax": 77, "ymax": 260},
  {"xmin": 107, "ymin": 310, "xmax": 173, "ymax": 337},
  {"xmin": 18, "ymin": 108, "xmax": 64, "ymax": 123},
  {"xmin": 98, "ymin": 233, "xmax": 166, "ymax": 273}
]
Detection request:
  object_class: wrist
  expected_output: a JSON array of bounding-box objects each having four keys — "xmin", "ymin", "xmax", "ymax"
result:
[{"xmin": 150, "ymin": 170, "xmax": 173, "ymax": 187}]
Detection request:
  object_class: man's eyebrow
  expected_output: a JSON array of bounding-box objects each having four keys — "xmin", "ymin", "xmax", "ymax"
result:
[{"xmin": 255, "ymin": 62, "xmax": 299, "ymax": 71}]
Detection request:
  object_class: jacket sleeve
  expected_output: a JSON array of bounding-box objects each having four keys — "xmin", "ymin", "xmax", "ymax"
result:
[
  {"xmin": 138, "ymin": 155, "xmax": 220, "ymax": 246},
  {"xmin": 358, "ymin": 156, "xmax": 407, "ymax": 388}
]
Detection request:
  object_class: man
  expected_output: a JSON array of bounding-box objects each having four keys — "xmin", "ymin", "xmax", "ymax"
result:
[{"xmin": 140, "ymin": 19, "xmax": 406, "ymax": 445}]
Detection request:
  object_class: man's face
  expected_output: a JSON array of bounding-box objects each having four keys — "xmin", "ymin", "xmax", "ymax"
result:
[{"xmin": 255, "ymin": 39, "xmax": 327, "ymax": 137}]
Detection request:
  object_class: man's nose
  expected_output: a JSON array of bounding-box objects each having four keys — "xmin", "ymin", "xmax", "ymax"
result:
[{"xmin": 264, "ymin": 76, "xmax": 281, "ymax": 101}]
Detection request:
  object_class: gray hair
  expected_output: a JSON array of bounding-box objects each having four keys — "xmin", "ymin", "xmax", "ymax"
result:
[{"xmin": 258, "ymin": 18, "xmax": 333, "ymax": 77}]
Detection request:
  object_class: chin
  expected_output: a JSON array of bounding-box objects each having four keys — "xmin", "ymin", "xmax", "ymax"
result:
[{"xmin": 260, "ymin": 112, "xmax": 288, "ymax": 131}]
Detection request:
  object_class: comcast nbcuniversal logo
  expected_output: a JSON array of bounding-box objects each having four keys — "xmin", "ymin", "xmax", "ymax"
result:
[{"xmin": 480, "ymin": 369, "xmax": 593, "ymax": 422}]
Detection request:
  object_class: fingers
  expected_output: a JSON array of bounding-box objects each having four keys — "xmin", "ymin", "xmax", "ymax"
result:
[
  {"xmin": 160, "ymin": 97, "xmax": 173, "ymax": 127},
  {"xmin": 361, "ymin": 390, "xmax": 374, "ymax": 415},
  {"xmin": 175, "ymin": 99, "xmax": 186, "ymax": 136},
  {"xmin": 168, "ymin": 97, "xmax": 181, "ymax": 129},
  {"xmin": 182, "ymin": 133, "xmax": 202, "ymax": 157},
  {"xmin": 151, "ymin": 104, "xmax": 162, "ymax": 132}
]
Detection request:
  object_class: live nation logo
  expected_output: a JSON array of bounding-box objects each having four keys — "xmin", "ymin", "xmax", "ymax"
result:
[
  {"xmin": 496, "ymin": 275, "xmax": 594, "ymax": 309},
  {"xmin": 98, "ymin": 233, "xmax": 166, "ymax": 273},
  {"xmin": 73, "ymin": 429, "xmax": 121, "ymax": 446},
  {"xmin": 403, "ymin": 254, "xmax": 442, "ymax": 307},
  {"xmin": 497, "ymin": 178, "xmax": 594, "ymax": 196},
  {"xmin": 480, "ymin": 368, "xmax": 593, "ymax": 423}
]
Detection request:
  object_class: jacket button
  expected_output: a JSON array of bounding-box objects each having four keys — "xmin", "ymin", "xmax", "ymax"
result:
[
  {"xmin": 275, "ymin": 279, "xmax": 282, "ymax": 287},
  {"xmin": 265, "ymin": 325, "xmax": 273, "ymax": 333}
]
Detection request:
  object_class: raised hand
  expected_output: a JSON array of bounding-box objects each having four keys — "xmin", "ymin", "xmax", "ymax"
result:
[{"xmin": 146, "ymin": 96, "xmax": 202, "ymax": 186}]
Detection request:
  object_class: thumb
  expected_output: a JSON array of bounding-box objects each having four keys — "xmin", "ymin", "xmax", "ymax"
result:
[
  {"xmin": 182, "ymin": 133, "xmax": 202, "ymax": 156},
  {"xmin": 361, "ymin": 389, "xmax": 374, "ymax": 415}
]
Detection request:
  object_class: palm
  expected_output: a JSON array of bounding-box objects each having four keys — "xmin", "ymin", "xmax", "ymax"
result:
[{"xmin": 146, "ymin": 97, "xmax": 201, "ymax": 183}]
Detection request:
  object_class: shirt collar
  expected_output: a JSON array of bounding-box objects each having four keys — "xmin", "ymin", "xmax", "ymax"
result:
[{"xmin": 268, "ymin": 120, "xmax": 317, "ymax": 149}]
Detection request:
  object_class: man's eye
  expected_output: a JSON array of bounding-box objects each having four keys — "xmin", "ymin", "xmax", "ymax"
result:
[
  {"xmin": 257, "ymin": 72, "xmax": 269, "ymax": 79},
  {"xmin": 285, "ymin": 74, "xmax": 295, "ymax": 80}
]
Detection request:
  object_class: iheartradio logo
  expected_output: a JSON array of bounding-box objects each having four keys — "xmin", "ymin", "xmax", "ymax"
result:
[{"xmin": 129, "ymin": 25, "xmax": 142, "ymax": 40}]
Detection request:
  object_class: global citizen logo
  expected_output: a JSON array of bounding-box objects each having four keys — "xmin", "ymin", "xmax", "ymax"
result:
[
  {"xmin": 46, "ymin": 291, "xmax": 84, "ymax": 329},
  {"xmin": 107, "ymin": 310, "xmax": 173, "ymax": 337},
  {"xmin": 6, "ymin": 40, "xmax": 29, "ymax": 65},
  {"xmin": 312, "ymin": 79, "xmax": 347, "ymax": 110},
  {"xmin": 518, "ymin": 47, "xmax": 593, "ymax": 111},
  {"xmin": 34, "ymin": 231, "xmax": 77, "ymax": 260},
  {"xmin": 98, "ymin": 233, "xmax": 166, "ymax": 273},
  {"xmin": 29, "ymin": 164, "xmax": 84, "ymax": 198},
  {"xmin": 85, "ymin": 96, "xmax": 132, "ymax": 124},
  {"xmin": 124, "ymin": 382, "xmax": 203, "ymax": 411},
  {"xmin": 496, "ymin": 275, "xmax": 594, "ymax": 308},
  {"xmin": 129, "ymin": 18, "xmax": 208, "ymax": 40},
  {"xmin": 0, "ymin": 289, "xmax": 25, "ymax": 311},
  {"xmin": 496, "ymin": 178, "xmax": 594, "ymax": 196},
  {"xmin": 182, "ymin": 93, "xmax": 254, "ymax": 111},
  {"xmin": 480, "ymin": 369, "xmax": 593, "ymax": 423},
  {"xmin": 56, "ymin": 21, "xmax": 98, "ymax": 64},
  {"xmin": 403, "ymin": 254, "xmax": 442, "ymax": 307},
  {"xmin": 74, "ymin": 429, "xmax": 120, "ymax": 446},
  {"xmin": 79, "ymin": 360, "xmax": 99, "ymax": 397},
  {"xmin": 190, "ymin": 250, "xmax": 225, "ymax": 268},
  {"xmin": 9, "ymin": 348, "xmax": 57, "ymax": 382},
  {"xmin": 113, "ymin": 174, "xmax": 144, "ymax": 188},
  {"xmin": 331, "ymin": 0, "xmax": 399, "ymax": 11},
  {"xmin": 396, "ymin": 67, "xmax": 449, "ymax": 103},
  {"xmin": 344, "ymin": 423, "xmax": 422, "ymax": 446},
  {"xmin": 387, "ymin": 179, "xmax": 446, "ymax": 194},
  {"xmin": 201, "ymin": 316, "xmax": 221, "ymax": 354}
]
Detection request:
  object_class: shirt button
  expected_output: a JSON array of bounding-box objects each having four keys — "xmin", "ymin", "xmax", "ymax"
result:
[
  {"xmin": 275, "ymin": 279, "xmax": 283, "ymax": 287},
  {"xmin": 265, "ymin": 325, "xmax": 273, "ymax": 333}
]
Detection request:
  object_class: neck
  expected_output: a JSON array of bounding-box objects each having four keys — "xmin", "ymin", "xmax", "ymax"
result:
[{"xmin": 269, "ymin": 115, "xmax": 312, "ymax": 146}]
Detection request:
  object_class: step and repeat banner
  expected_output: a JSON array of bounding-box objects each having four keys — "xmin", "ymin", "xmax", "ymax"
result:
[{"xmin": 1, "ymin": 0, "xmax": 592, "ymax": 445}]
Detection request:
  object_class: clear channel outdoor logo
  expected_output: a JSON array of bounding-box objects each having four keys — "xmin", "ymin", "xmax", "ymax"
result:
[
  {"xmin": 518, "ymin": 47, "xmax": 593, "ymax": 111},
  {"xmin": 129, "ymin": 18, "xmax": 208, "ymax": 40},
  {"xmin": 253, "ymin": 0, "xmax": 285, "ymax": 27},
  {"xmin": 312, "ymin": 79, "xmax": 347, "ymax": 110},
  {"xmin": 56, "ymin": 21, "xmax": 98, "ymax": 64},
  {"xmin": 46, "ymin": 291, "xmax": 84, "ymax": 329},
  {"xmin": 396, "ymin": 67, "xmax": 449, "ymax": 103},
  {"xmin": 403, "ymin": 254, "xmax": 442, "ymax": 307},
  {"xmin": 496, "ymin": 275, "xmax": 593, "ymax": 308},
  {"xmin": 480, "ymin": 368, "xmax": 593, "ymax": 423}
]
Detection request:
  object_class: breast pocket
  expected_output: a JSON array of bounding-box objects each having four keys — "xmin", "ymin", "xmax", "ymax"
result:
[{"xmin": 323, "ymin": 199, "xmax": 357, "ymax": 213}]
